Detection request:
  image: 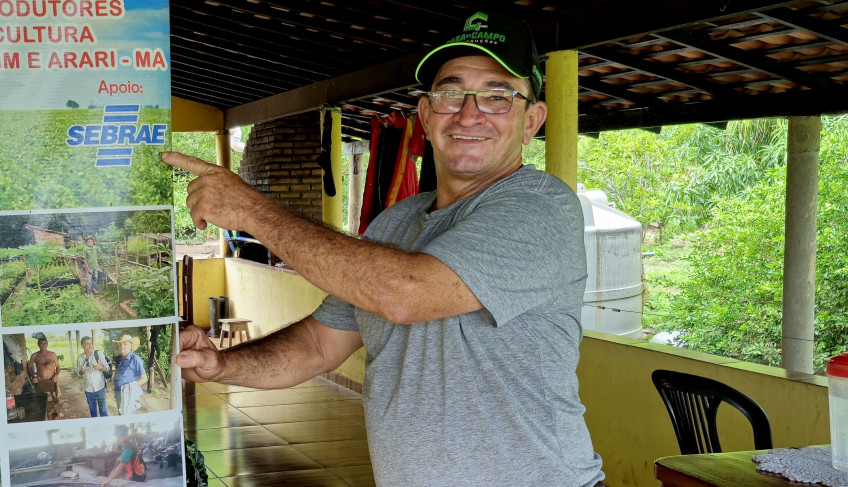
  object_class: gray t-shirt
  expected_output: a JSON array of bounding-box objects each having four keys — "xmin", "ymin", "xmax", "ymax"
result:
[{"xmin": 313, "ymin": 165, "xmax": 604, "ymax": 487}]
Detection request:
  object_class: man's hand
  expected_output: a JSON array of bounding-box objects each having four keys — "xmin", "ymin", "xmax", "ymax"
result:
[
  {"xmin": 161, "ymin": 151, "xmax": 272, "ymax": 232},
  {"xmin": 176, "ymin": 325, "xmax": 226, "ymax": 383}
]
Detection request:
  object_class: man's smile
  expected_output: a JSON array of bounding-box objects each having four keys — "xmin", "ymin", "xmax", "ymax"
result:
[{"xmin": 450, "ymin": 135, "xmax": 488, "ymax": 140}]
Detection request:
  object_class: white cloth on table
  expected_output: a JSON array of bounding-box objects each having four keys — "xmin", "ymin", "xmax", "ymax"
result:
[
  {"xmin": 119, "ymin": 381, "xmax": 143, "ymax": 415},
  {"xmin": 753, "ymin": 447, "xmax": 848, "ymax": 487}
]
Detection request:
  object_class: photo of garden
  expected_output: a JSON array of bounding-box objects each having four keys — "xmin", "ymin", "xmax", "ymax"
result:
[
  {"xmin": 6, "ymin": 414, "xmax": 185, "ymax": 486},
  {"xmin": 3, "ymin": 326, "xmax": 174, "ymax": 423},
  {"xmin": 0, "ymin": 209, "xmax": 175, "ymax": 327}
]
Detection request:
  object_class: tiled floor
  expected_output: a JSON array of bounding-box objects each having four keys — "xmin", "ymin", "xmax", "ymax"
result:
[{"xmin": 183, "ymin": 377, "xmax": 375, "ymax": 486}]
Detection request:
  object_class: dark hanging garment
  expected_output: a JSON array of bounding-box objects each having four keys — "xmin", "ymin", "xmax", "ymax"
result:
[
  {"xmin": 418, "ymin": 142, "xmax": 436, "ymax": 193},
  {"xmin": 314, "ymin": 109, "xmax": 336, "ymax": 197}
]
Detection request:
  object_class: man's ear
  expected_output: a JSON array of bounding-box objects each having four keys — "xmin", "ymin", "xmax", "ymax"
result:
[
  {"xmin": 417, "ymin": 95, "xmax": 431, "ymax": 140},
  {"xmin": 522, "ymin": 101, "xmax": 547, "ymax": 145}
]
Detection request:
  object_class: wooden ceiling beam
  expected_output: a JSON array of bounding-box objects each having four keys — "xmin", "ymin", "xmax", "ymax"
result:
[
  {"xmin": 169, "ymin": 20, "xmax": 352, "ymax": 74},
  {"xmin": 577, "ymin": 89, "xmax": 848, "ymax": 133},
  {"xmin": 577, "ymin": 76, "xmax": 659, "ymax": 106},
  {"xmin": 253, "ymin": 0, "xmax": 442, "ymax": 45},
  {"xmin": 762, "ymin": 6, "xmax": 848, "ymax": 44},
  {"xmin": 581, "ymin": 46, "xmax": 743, "ymax": 100},
  {"xmin": 659, "ymin": 29, "xmax": 844, "ymax": 92},
  {"xmin": 224, "ymin": 52, "xmax": 424, "ymax": 128},
  {"xmin": 557, "ymin": 0, "xmax": 800, "ymax": 51},
  {"xmin": 203, "ymin": 0, "xmax": 416, "ymax": 52},
  {"xmin": 171, "ymin": 45, "xmax": 313, "ymax": 89},
  {"xmin": 170, "ymin": 4, "xmax": 387, "ymax": 62}
]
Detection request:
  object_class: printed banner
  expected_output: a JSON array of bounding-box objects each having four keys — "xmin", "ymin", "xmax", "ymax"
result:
[{"xmin": 0, "ymin": 2, "xmax": 183, "ymax": 486}]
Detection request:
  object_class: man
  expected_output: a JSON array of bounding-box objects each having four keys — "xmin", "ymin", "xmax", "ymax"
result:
[
  {"xmin": 76, "ymin": 336, "xmax": 110, "ymax": 417},
  {"xmin": 166, "ymin": 11, "xmax": 604, "ymax": 486},
  {"xmin": 112, "ymin": 335, "xmax": 146, "ymax": 415},
  {"xmin": 82, "ymin": 236, "xmax": 100, "ymax": 296},
  {"xmin": 29, "ymin": 337, "xmax": 60, "ymax": 401},
  {"xmin": 101, "ymin": 424, "xmax": 146, "ymax": 486}
]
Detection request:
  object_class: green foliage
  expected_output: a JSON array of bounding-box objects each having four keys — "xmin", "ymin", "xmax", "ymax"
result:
[
  {"xmin": 123, "ymin": 210, "xmax": 171, "ymax": 235},
  {"xmin": 0, "ymin": 259, "xmax": 27, "ymax": 300},
  {"xmin": 171, "ymin": 128, "xmax": 249, "ymax": 243},
  {"xmin": 650, "ymin": 116, "xmax": 848, "ymax": 373},
  {"xmin": 96, "ymin": 223, "xmax": 125, "ymax": 243},
  {"xmin": 3, "ymin": 285, "xmax": 102, "ymax": 325},
  {"xmin": 578, "ymin": 121, "xmax": 786, "ymax": 243},
  {"xmin": 662, "ymin": 176, "xmax": 786, "ymax": 365},
  {"xmin": 579, "ymin": 128, "xmax": 689, "ymax": 241},
  {"xmin": 121, "ymin": 265, "xmax": 174, "ymax": 319}
]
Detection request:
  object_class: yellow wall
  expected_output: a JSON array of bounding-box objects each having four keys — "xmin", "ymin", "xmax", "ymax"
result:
[
  {"xmin": 190, "ymin": 258, "xmax": 226, "ymax": 329},
  {"xmin": 335, "ymin": 347, "xmax": 366, "ymax": 383},
  {"xmin": 172, "ymin": 96, "xmax": 223, "ymax": 133},
  {"xmin": 579, "ymin": 331, "xmax": 830, "ymax": 486},
  {"xmin": 223, "ymin": 258, "xmax": 327, "ymax": 337}
]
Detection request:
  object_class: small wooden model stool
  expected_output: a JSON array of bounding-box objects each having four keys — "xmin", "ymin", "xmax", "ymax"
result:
[{"xmin": 218, "ymin": 318, "xmax": 252, "ymax": 348}]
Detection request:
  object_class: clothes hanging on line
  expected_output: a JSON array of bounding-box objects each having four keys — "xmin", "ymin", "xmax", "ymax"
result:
[{"xmin": 359, "ymin": 112, "xmax": 432, "ymax": 235}]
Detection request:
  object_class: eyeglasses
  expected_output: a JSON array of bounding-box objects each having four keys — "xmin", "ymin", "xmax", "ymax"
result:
[{"xmin": 426, "ymin": 89, "xmax": 530, "ymax": 115}]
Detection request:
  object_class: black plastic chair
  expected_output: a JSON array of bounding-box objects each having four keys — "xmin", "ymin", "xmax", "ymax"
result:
[{"xmin": 651, "ymin": 369, "xmax": 773, "ymax": 454}]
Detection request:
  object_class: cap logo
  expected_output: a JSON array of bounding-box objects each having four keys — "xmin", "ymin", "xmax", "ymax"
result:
[{"xmin": 463, "ymin": 12, "xmax": 488, "ymax": 32}]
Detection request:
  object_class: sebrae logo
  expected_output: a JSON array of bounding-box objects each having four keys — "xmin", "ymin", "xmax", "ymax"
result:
[
  {"xmin": 66, "ymin": 105, "xmax": 167, "ymax": 167},
  {"xmin": 464, "ymin": 12, "xmax": 488, "ymax": 32}
]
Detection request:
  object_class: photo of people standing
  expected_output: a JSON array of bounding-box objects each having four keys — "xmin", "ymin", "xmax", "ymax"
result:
[{"xmin": 3, "ymin": 327, "xmax": 174, "ymax": 422}]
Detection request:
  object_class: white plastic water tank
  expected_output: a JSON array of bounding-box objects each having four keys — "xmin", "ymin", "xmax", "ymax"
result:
[{"xmin": 578, "ymin": 187, "xmax": 644, "ymax": 338}]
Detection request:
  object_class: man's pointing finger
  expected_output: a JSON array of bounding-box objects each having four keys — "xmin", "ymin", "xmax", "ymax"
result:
[{"xmin": 161, "ymin": 151, "xmax": 216, "ymax": 176}]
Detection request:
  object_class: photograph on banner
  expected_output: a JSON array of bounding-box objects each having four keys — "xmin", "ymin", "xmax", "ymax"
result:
[
  {"xmin": 5, "ymin": 414, "xmax": 185, "ymax": 486},
  {"xmin": 3, "ymin": 326, "xmax": 175, "ymax": 423},
  {"xmin": 0, "ymin": 208, "xmax": 175, "ymax": 327},
  {"xmin": 0, "ymin": 0, "xmax": 171, "ymax": 211}
]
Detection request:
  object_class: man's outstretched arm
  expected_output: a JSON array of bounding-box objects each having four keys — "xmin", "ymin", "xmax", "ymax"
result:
[
  {"xmin": 163, "ymin": 152, "xmax": 482, "ymax": 324},
  {"xmin": 177, "ymin": 316, "xmax": 363, "ymax": 389}
]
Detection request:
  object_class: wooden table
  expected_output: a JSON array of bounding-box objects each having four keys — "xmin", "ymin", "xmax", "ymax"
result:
[
  {"xmin": 655, "ymin": 450, "xmax": 797, "ymax": 487},
  {"xmin": 218, "ymin": 318, "xmax": 252, "ymax": 348}
]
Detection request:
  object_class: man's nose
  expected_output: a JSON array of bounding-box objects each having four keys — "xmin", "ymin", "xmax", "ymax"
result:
[{"xmin": 456, "ymin": 94, "xmax": 486, "ymax": 121}]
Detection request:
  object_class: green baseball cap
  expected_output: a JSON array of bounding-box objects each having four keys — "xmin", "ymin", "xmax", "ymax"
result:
[{"xmin": 415, "ymin": 11, "xmax": 544, "ymax": 100}]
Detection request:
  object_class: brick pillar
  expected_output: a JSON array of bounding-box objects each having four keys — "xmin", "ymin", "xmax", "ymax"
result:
[{"xmin": 239, "ymin": 112, "xmax": 324, "ymax": 221}]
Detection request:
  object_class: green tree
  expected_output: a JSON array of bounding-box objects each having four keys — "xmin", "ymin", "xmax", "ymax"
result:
[
  {"xmin": 657, "ymin": 116, "xmax": 848, "ymax": 372},
  {"xmin": 171, "ymin": 128, "xmax": 250, "ymax": 243}
]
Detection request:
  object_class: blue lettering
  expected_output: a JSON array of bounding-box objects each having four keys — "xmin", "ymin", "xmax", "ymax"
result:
[
  {"xmin": 152, "ymin": 124, "xmax": 166, "ymax": 144},
  {"xmin": 136, "ymin": 124, "xmax": 152, "ymax": 144},
  {"xmin": 66, "ymin": 122, "xmax": 168, "ymax": 146},
  {"xmin": 66, "ymin": 125, "xmax": 84, "ymax": 146},
  {"xmin": 101, "ymin": 125, "xmax": 119, "ymax": 145},
  {"xmin": 83, "ymin": 126, "xmax": 102, "ymax": 145},
  {"xmin": 118, "ymin": 125, "xmax": 135, "ymax": 145}
]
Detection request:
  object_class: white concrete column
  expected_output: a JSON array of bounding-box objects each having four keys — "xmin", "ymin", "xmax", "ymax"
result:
[{"xmin": 782, "ymin": 115, "xmax": 821, "ymax": 374}]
